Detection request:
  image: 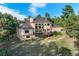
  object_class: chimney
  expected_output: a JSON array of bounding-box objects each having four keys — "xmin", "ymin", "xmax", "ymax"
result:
[{"xmin": 29, "ymin": 17, "xmax": 33, "ymax": 22}]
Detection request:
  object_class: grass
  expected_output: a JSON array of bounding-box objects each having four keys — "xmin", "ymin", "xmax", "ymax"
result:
[
  {"xmin": 41, "ymin": 32, "xmax": 76, "ymax": 55},
  {"xmin": 55, "ymin": 37, "xmax": 76, "ymax": 55},
  {"xmin": 0, "ymin": 31, "xmax": 77, "ymax": 56}
]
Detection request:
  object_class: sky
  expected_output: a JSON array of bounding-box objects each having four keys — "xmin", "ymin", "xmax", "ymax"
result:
[{"xmin": 0, "ymin": 3, "xmax": 79, "ymax": 20}]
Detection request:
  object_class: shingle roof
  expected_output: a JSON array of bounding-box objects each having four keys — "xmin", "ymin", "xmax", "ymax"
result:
[
  {"xmin": 19, "ymin": 20, "xmax": 33, "ymax": 29},
  {"xmin": 33, "ymin": 18, "xmax": 51, "ymax": 23},
  {"xmin": 18, "ymin": 17, "xmax": 52, "ymax": 29}
]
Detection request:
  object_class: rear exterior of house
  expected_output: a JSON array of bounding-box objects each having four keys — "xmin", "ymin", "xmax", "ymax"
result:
[
  {"xmin": 31, "ymin": 18, "xmax": 52, "ymax": 36},
  {"xmin": 17, "ymin": 17, "xmax": 53, "ymax": 40}
]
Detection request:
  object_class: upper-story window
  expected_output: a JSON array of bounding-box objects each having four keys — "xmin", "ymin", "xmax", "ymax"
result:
[
  {"xmin": 42, "ymin": 24, "xmax": 43, "ymax": 25},
  {"xmin": 35, "ymin": 24, "xmax": 37, "ymax": 25},
  {"xmin": 39, "ymin": 24, "xmax": 41, "ymax": 25},
  {"xmin": 45, "ymin": 24, "xmax": 46, "ymax": 25},
  {"xmin": 25, "ymin": 30, "xmax": 29, "ymax": 33},
  {"xmin": 47, "ymin": 24, "xmax": 50, "ymax": 26}
]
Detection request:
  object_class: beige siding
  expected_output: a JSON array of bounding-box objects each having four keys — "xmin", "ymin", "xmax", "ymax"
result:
[
  {"xmin": 17, "ymin": 28, "xmax": 36, "ymax": 40},
  {"xmin": 30, "ymin": 22, "xmax": 35, "ymax": 29},
  {"xmin": 43, "ymin": 23, "xmax": 52, "ymax": 32},
  {"xmin": 44, "ymin": 25, "xmax": 51, "ymax": 29}
]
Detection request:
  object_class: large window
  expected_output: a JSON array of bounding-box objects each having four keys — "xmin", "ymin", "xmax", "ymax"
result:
[
  {"xmin": 35, "ymin": 26, "xmax": 38, "ymax": 29},
  {"xmin": 39, "ymin": 26, "xmax": 41, "ymax": 29},
  {"xmin": 25, "ymin": 30, "xmax": 29, "ymax": 33}
]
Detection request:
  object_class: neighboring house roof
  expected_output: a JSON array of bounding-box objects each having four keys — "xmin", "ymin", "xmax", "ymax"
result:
[{"xmin": 33, "ymin": 18, "xmax": 51, "ymax": 23}]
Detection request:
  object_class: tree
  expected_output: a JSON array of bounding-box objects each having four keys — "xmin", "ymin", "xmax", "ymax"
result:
[
  {"xmin": 62, "ymin": 5, "xmax": 74, "ymax": 19},
  {"xmin": 45, "ymin": 12, "xmax": 54, "ymax": 23},
  {"xmin": 36, "ymin": 14, "xmax": 42, "ymax": 18},
  {"xmin": 0, "ymin": 12, "xmax": 19, "ymax": 42},
  {"xmin": 45, "ymin": 12, "xmax": 50, "ymax": 19},
  {"xmin": 53, "ymin": 17, "xmax": 64, "ymax": 27},
  {"xmin": 60, "ymin": 5, "xmax": 79, "ymax": 38},
  {"xmin": 60, "ymin": 5, "xmax": 79, "ymax": 55},
  {"xmin": 58, "ymin": 47, "xmax": 72, "ymax": 56}
]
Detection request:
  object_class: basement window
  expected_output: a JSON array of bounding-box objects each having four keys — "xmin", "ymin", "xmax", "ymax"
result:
[{"xmin": 26, "ymin": 36, "xmax": 30, "ymax": 38}]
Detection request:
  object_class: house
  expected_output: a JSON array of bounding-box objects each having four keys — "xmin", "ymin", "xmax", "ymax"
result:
[{"xmin": 17, "ymin": 17, "xmax": 53, "ymax": 40}]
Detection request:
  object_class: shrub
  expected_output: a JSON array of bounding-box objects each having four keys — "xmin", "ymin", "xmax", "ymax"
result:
[
  {"xmin": 0, "ymin": 48, "xmax": 12, "ymax": 56},
  {"xmin": 53, "ymin": 31, "xmax": 62, "ymax": 36}
]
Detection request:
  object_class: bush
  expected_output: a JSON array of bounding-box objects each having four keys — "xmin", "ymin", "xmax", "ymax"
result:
[
  {"xmin": 0, "ymin": 48, "xmax": 12, "ymax": 56},
  {"xmin": 58, "ymin": 47, "xmax": 72, "ymax": 56},
  {"xmin": 53, "ymin": 31, "xmax": 62, "ymax": 36}
]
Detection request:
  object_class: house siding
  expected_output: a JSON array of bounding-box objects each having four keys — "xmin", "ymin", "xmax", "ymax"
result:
[{"xmin": 17, "ymin": 28, "xmax": 36, "ymax": 40}]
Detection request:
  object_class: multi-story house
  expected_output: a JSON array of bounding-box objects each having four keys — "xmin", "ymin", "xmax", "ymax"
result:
[{"xmin": 17, "ymin": 17, "xmax": 64, "ymax": 40}]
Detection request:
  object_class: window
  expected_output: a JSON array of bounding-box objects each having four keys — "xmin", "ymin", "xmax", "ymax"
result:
[
  {"xmin": 44, "ymin": 29, "xmax": 46, "ymax": 32},
  {"xmin": 47, "ymin": 24, "xmax": 50, "ymax": 26},
  {"xmin": 39, "ymin": 30, "xmax": 41, "ymax": 32},
  {"xmin": 45, "ymin": 24, "xmax": 46, "ymax": 25},
  {"xmin": 35, "ymin": 26, "xmax": 38, "ymax": 29},
  {"xmin": 39, "ymin": 26, "xmax": 41, "ymax": 28},
  {"xmin": 39, "ymin": 24, "xmax": 41, "ymax": 25},
  {"xmin": 25, "ymin": 30, "xmax": 29, "ymax": 33},
  {"xmin": 26, "ymin": 36, "xmax": 30, "ymax": 38},
  {"xmin": 35, "ymin": 30, "xmax": 38, "ymax": 32},
  {"xmin": 35, "ymin": 24, "xmax": 37, "ymax": 25},
  {"xmin": 42, "ymin": 24, "xmax": 43, "ymax": 25}
]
